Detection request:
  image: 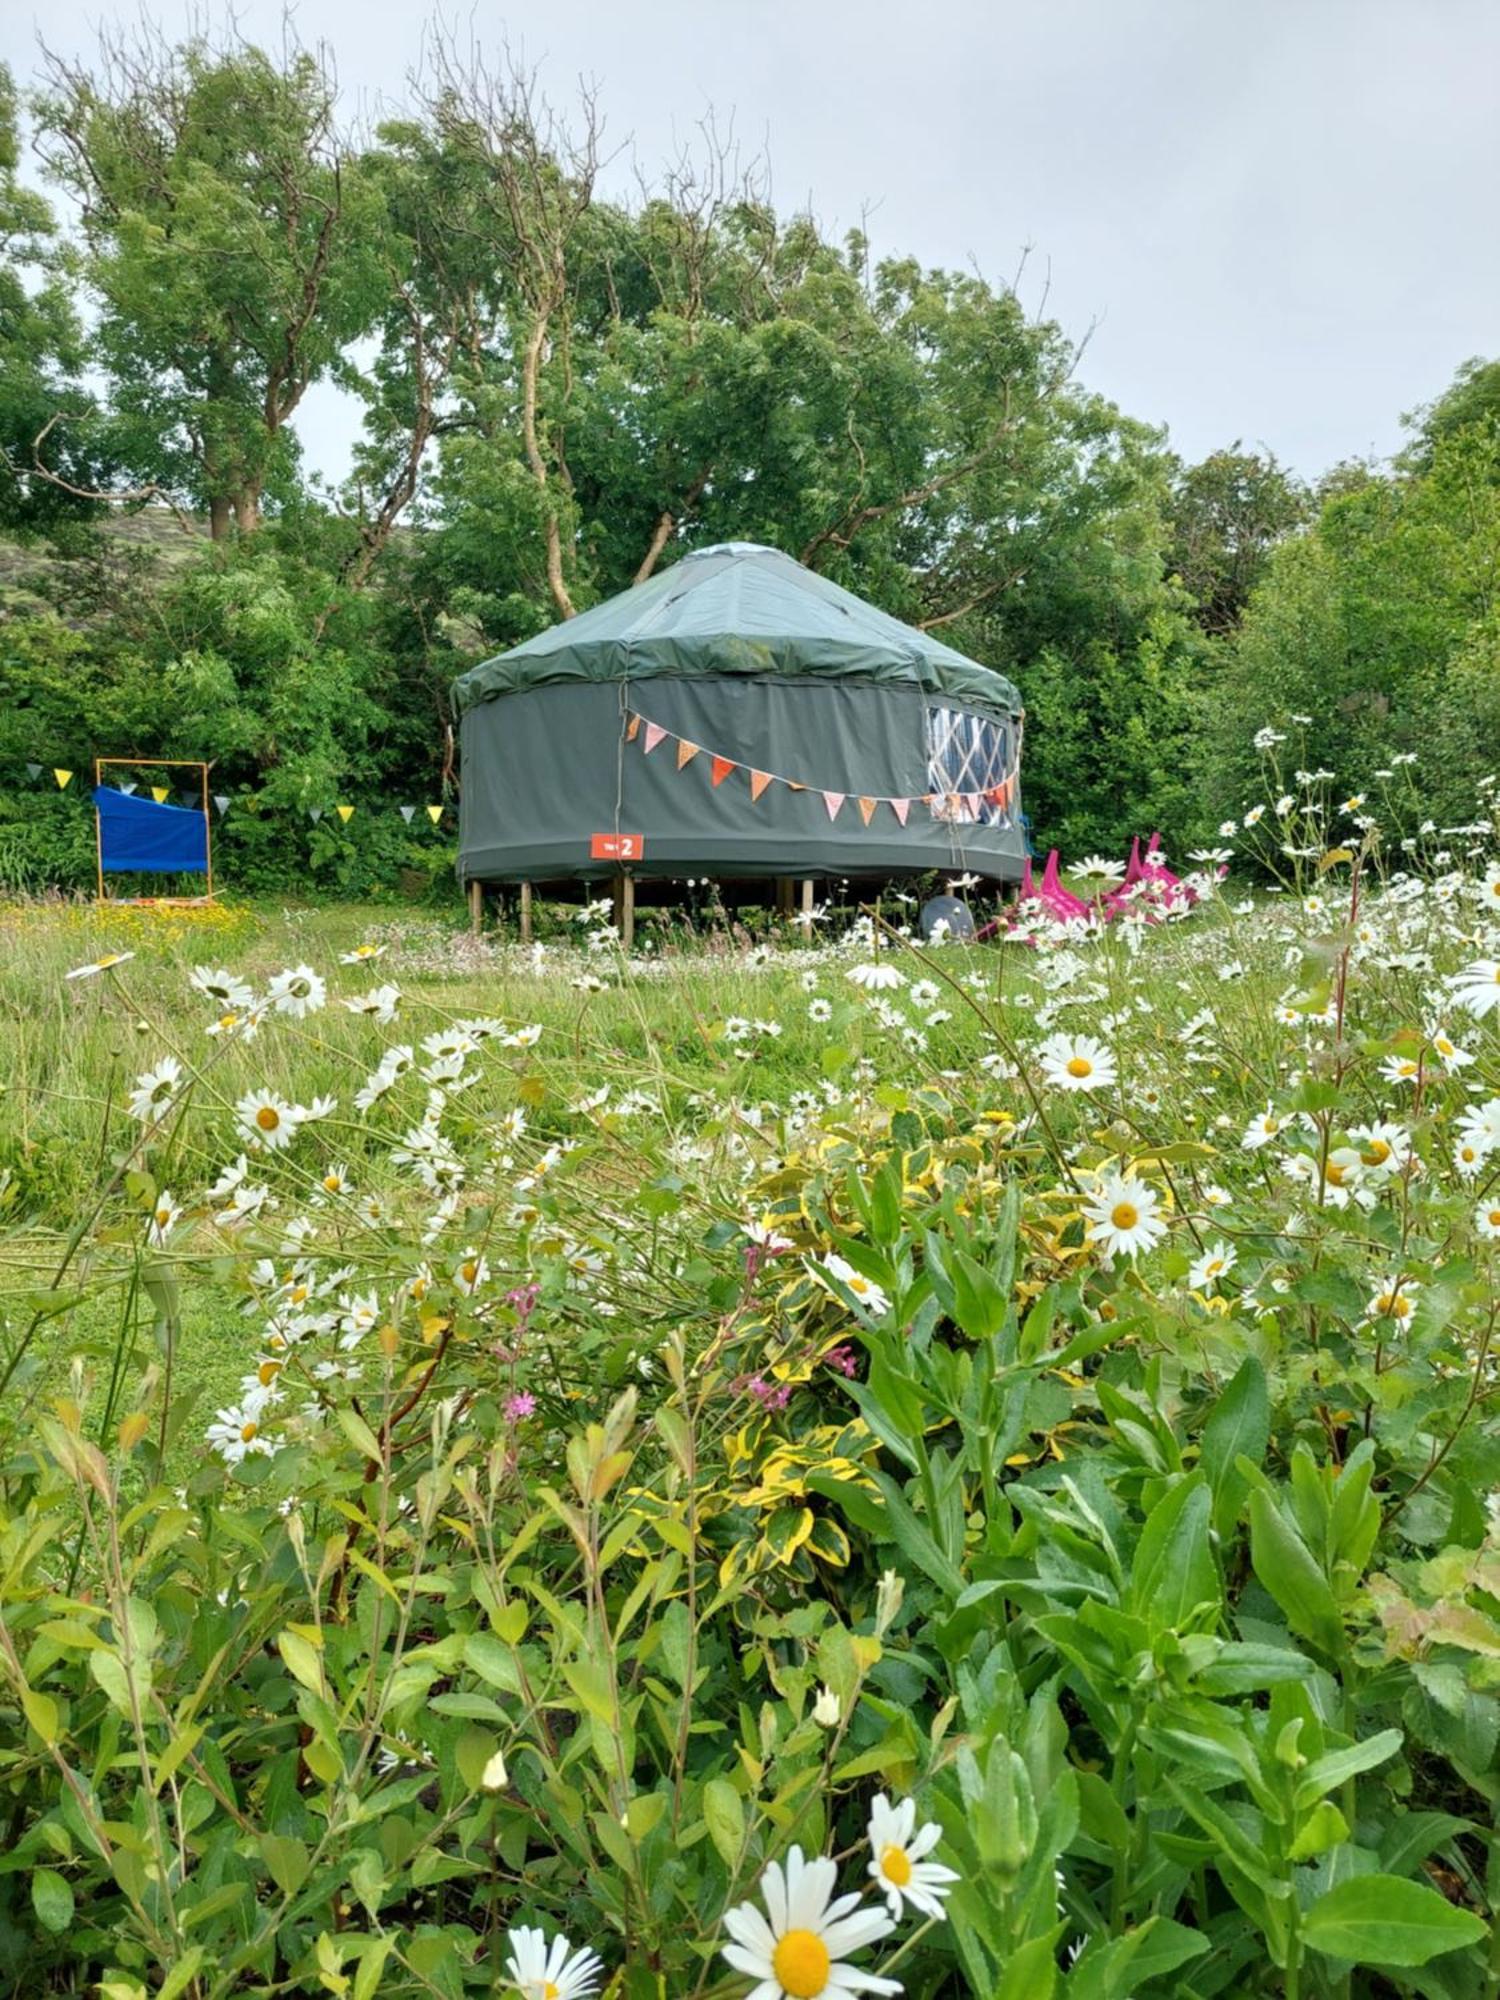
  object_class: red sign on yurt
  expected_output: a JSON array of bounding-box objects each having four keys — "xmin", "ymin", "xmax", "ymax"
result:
[{"xmin": 590, "ymin": 832, "xmax": 644, "ymax": 860}]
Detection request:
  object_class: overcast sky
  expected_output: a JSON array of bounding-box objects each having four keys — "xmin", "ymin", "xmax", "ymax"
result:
[{"xmin": 5, "ymin": 0, "xmax": 1497, "ymax": 488}]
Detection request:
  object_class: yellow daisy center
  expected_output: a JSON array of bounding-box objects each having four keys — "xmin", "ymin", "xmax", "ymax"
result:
[
  {"xmin": 1066, "ymin": 1056, "xmax": 1093, "ymax": 1078},
  {"xmin": 880, "ymin": 1843, "xmax": 913, "ymax": 1886},
  {"xmin": 239, "ymin": 1421, "xmax": 258, "ymax": 1444},
  {"xmin": 1111, "ymin": 1201, "xmax": 1139, "ymax": 1231},
  {"xmin": 850, "ymin": 1275, "xmax": 870, "ymax": 1295},
  {"xmin": 1436, "ymin": 1038, "xmax": 1454, "ymax": 1055},
  {"xmin": 155, "ymin": 1207, "xmax": 172, "ymax": 1227},
  {"xmin": 1361, "ymin": 1140, "xmax": 1391, "ymax": 1165},
  {"xmin": 1326, "ymin": 1161, "xmax": 1347, "ymax": 1186},
  {"xmin": 1206, "ymin": 1258, "xmax": 1225, "ymax": 1276},
  {"xmin": 543, "ymin": 1985, "xmax": 560, "ymax": 2000},
  {"xmin": 1488, "ymin": 1209, "xmax": 1500, "ymax": 1227},
  {"xmin": 257, "ymin": 1361, "xmax": 281, "ymax": 1386},
  {"xmin": 255, "ymin": 1106, "xmax": 280, "ymax": 1132},
  {"xmin": 772, "ymin": 1931, "xmax": 832, "ymax": 1998},
  {"xmin": 461, "ymin": 1260, "xmax": 479, "ymax": 1285},
  {"xmin": 323, "ymin": 1173, "xmax": 342, "ymax": 1191}
]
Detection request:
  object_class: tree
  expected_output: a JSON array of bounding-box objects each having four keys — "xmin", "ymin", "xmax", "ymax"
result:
[
  {"xmin": 0, "ymin": 63, "xmax": 98, "ymax": 530},
  {"xmin": 1166, "ymin": 445, "xmax": 1307, "ymax": 636},
  {"xmin": 32, "ymin": 25, "xmax": 386, "ymax": 539}
]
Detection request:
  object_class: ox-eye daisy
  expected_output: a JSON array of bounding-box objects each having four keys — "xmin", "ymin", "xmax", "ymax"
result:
[
  {"xmin": 1037, "ymin": 1032, "xmax": 1118, "ymax": 1092},
  {"xmin": 1083, "ymin": 1174, "xmax": 1166, "ymax": 1260},
  {"xmin": 1188, "ymin": 1240, "xmax": 1237, "ymax": 1292},
  {"xmin": 865, "ymin": 1793, "xmax": 958, "ymax": 1922},
  {"xmin": 501, "ymin": 1925, "xmax": 603, "ymax": 2000},
  {"xmin": 721, "ymin": 1846, "xmax": 899, "ymax": 2000},
  {"xmin": 266, "ymin": 965, "xmax": 327, "ymax": 1018},
  {"xmin": 235, "ymin": 1090, "xmax": 304, "ymax": 1151},
  {"xmin": 822, "ymin": 1255, "xmax": 891, "ymax": 1319},
  {"xmin": 128, "ymin": 1057, "xmax": 184, "ymax": 1123}
]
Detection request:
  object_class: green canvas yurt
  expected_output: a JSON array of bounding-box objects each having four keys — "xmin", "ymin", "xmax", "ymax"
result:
[{"xmin": 453, "ymin": 542, "xmax": 1025, "ymax": 891}]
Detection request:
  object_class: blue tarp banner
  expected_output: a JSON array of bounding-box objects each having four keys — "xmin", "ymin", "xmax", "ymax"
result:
[{"xmin": 94, "ymin": 786, "xmax": 208, "ymax": 874}]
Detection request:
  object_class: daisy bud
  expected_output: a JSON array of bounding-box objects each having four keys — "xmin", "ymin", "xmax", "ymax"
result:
[{"xmin": 812, "ymin": 1685, "xmax": 841, "ymax": 1728}]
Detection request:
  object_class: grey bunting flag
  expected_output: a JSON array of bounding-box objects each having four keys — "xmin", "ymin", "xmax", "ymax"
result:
[
  {"xmin": 399, "ymin": 805, "xmax": 417, "ymax": 823},
  {"xmin": 308, "ymin": 807, "xmax": 323, "ymax": 823},
  {"xmin": 214, "ymin": 795, "xmax": 230, "ymax": 815},
  {"xmin": 25, "ymin": 763, "xmax": 41, "ymax": 780}
]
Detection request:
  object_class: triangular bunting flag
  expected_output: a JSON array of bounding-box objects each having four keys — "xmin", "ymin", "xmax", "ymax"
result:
[
  {"xmin": 890, "ymin": 797, "xmax": 911, "ymax": 826},
  {"xmin": 426, "ymin": 805, "xmax": 443, "ymax": 824},
  {"xmin": 25, "ymin": 763, "xmax": 41, "ymax": 780},
  {"xmin": 214, "ymin": 794, "xmax": 229, "ymax": 815},
  {"xmin": 309, "ymin": 807, "xmax": 323, "ymax": 823},
  {"xmin": 676, "ymin": 741, "xmax": 700, "ymax": 770},
  {"xmin": 822, "ymin": 791, "xmax": 845, "ymax": 821},
  {"xmin": 336, "ymin": 804, "xmax": 355, "ymax": 823},
  {"xmin": 858, "ymin": 796, "xmax": 877, "ymax": 826},
  {"xmin": 151, "ymin": 785, "xmax": 170, "ymax": 803},
  {"xmin": 119, "ymin": 782, "xmax": 138, "ymax": 796},
  {"xmin": 625, "ymin": 714, "xmax": 641, "ymax": 742},
  {"xmin": 749, "ymin": 770, "xmax": 773, "ymax": 802},
  {"xmin": 399, "ymin": 805, "xmax": 417, "ymax": 823},
  {"xmin": 786, "ymin": 781, "xmax": 805, "ymax": 792},
  {"xmin": 643, "ymin": 722, "xmax": 667, "ymax": 755},
  {"xmin": 710, "ymin": 756, "xmax": 735, "ymax": 788},
  {"xmin": 55, "ymin": 769, "xmax": 73, "ymax": 789}
]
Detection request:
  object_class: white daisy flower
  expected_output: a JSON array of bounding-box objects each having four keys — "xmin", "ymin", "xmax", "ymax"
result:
[
  {"xmin": 1083, "ymin": 1174, "xmax": 1166, "ymax": 1259},
  {"xmin": 235, "ymin": 1090, "xmax": 303, "ymax": 1151},
  {"xmin": 127, "ymin": 1057, "xmax": 184, "ymax": 1123},
  {"xmin": 822, "ymin": 1254, "xmax": 891, "ymax": 1318},
  {"xmin": 721, "ymin": 1845, "xmax": 898, "ymax": 2000},
  {"xmin": 65, "ymin": 951, "xmax": 136, "ymax": 980},
  {"xmin": 1475, "ymin": 1199, "xmax": 1500, "ymax": 1240},
  {"xmin": 454, "ymin": 1249, "xmax": 490, "ymax": 1295},
  {"xmin": 1458, "ymin": 1099, "xmax": 1500, "ymax": 1157},
  {"xmin": 846, "ymin": 963, "xmax": 906, "ymax": 992},
  {"xmin": 501, "ymin": 1926, "xmax": 603, "ymax": 2000},
  {"xmin": 1449, "ymin": 959, "xmax": 1500, "ymax": 1019},
  {"xmin": 1366, "ymin": 1276, "xmax": 1419, "ymax": 1325},
  {"xmin": 266, "ymin": 965, "xmax": 327, "ymax": 1018},
  {"xmin": 147, "ymin": 1193, "xmax": 182, "ymax": 1248},
  {"xmin": 189, "ymin": 966, "xmax": 254, "ymax": 1008},
  {"xmin": 343, "ymin": 984, "xmax": 402, "ymax": 1023},
  {"xmin": 865, "ymin": 1792, "xmax": 958, "ymax": 1922},
  {"xmin": 1241, "ymin": 1104, "xmax": 1283, "ymax": 1150},
  {"xmin": 1187, "ymin": 1239, "xmax": 1237, "ymax": 1292},
  {"xmin": 206, "ymin": 1404, "xmax": 273, "ymax": 1466},
  {"xmin": 1037, "ymin": 1032, "xmax": 1118, "ymax": 1092},
  {"xmin": 340, "ymin": 943, "xmax": 386, "ymax": 964}
]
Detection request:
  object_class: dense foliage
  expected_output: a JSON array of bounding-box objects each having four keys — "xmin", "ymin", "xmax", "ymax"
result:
[{"xmin": 0, "ymin": 761, "xmax": 1498, "ymax": 1996}]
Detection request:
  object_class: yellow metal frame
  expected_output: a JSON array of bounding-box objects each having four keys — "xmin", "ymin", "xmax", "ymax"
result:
[{"xmin": 94, "ymin": 758, "xmax": 215, "ymax": 904}]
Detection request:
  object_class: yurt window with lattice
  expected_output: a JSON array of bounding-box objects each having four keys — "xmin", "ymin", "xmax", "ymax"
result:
[{"xmin": 925, "ymin": 706, "xmax": 1018, "ymax": 824}]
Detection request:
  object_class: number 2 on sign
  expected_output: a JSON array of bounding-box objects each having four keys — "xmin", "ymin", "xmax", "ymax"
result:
[{"xmin": 590, "ymin": 833, "xmax": 644, "ymax": 860}]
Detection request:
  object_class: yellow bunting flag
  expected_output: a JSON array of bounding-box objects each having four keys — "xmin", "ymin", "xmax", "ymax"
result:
[
  {"xmin": 749, "ymin": 770, "xmax": 772, "ymax": 802},
  {"xmin": 625, "ymin": 714, "xmax": 641, "ymax": 742},
  {"xmin": 858, "ymin": 796, "xmax": 878, "ymax": 826},
  {"xmin": 426, "ymin": 805, "xmax": 443, "ymax": 824},
  {"xmin": 151, "ymin": 785, "xmax": 170, "ymax": 803},
  {"xmin": 55, "ymin": 769, "xmax": 74, "ymax": 789},
  {"xmin": 676, "ymin": 740, "xmax": 700, "ymax": 770},
  {"xmin": 336, "ymin": 804, "xmax": 355, "ymax": 823}
]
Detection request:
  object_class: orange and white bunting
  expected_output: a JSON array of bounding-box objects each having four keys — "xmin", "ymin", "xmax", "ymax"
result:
[{"xmin": 621, "ymin": 705, "xmax": 1022, "ymax": 828}]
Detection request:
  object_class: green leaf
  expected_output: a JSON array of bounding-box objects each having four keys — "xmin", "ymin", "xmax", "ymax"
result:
[
  {"xmin": 31, "ymin": 1868, "xmax": 74, "ymax": 1934},
  {"xmin": 1301, "ymin": 1874, "xmax": 1487, "ymax": 1966},
  {"xmin": 1287, "ymin": 1800, "xmax": 1349, "ymax": 1860},
  {"xmin": 276, "ymin": 1629, "xmax": 326, "ymax": 1697},
  {"xmin": 1200, "ymin": 1355, "xmax": 1269, "ymax": 1537},
  {"xmin": 1247, "ymin": 1488, "xmax": 1344, "ymax": 1657},
  {"xmin": 259, "ymin": 1833, "xmax": 310, "ymax": 1898},
  {"xmin": 702, "ymin": 1776, "xmax": 745, "ymax": 1868},
  {"xmin": 1296, "ymin": 1729, "xmax": 1402, "ymax": 1807},
  {"xmin": 1129, "ymin": 1473, "xmax": 1218, "ymax": 1631}
]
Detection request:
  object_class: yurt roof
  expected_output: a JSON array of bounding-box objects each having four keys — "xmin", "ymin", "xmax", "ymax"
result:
[{"xmin": 452, "ymin": 542, "xmax": 1021, "ymax": 718}]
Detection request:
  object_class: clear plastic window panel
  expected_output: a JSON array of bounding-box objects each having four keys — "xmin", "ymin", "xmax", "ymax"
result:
[{"xmin": 925, "ymin": 706, "xmax": 1015, "ymax": 825}]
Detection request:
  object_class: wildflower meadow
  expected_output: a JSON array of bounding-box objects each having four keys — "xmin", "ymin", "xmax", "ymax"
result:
[{"xmin": 0, "ymin": 745, "xmax": 1498, "ymax": 1999}]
